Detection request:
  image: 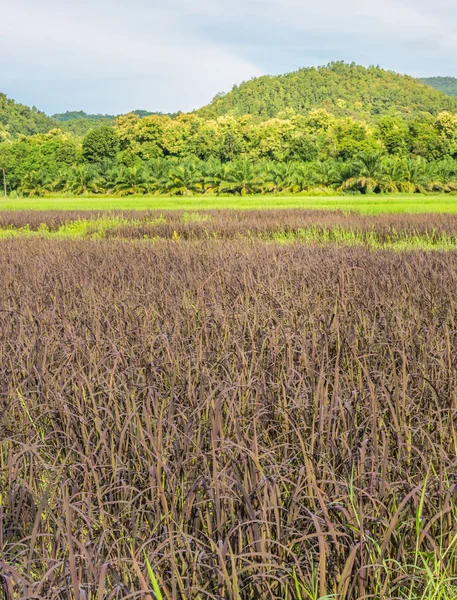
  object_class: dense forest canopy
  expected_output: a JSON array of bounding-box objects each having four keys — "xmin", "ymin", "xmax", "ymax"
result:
[
  {"xmin": 0, "ymin": 98, "xmax": 173, "ymax": 139},
  {"xmin": 198, "ymin": 63, "xmax": 457, "ymax": 120},
  {"xmin": 421, "ymin": 77, "xmax": 457, "ymax": 97},
  {"xmin": 52, "ymin": 111, "xmax": 117, "ymax": 122},
  {"xmin": 0, "ymin": 93, "xmax": 56, "ymax": 138},
  {"xmin": 2, "ymin": 62, "xmax": 457, "ymax": 196}
]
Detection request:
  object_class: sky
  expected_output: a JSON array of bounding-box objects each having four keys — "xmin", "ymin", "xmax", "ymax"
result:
[{"xmin": 2, "ymin": 0, "xmax": 457, "ymax": 116}]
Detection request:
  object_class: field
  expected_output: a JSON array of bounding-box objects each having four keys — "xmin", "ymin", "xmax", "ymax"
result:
[
  {"xmin": 3, "ymin": 210, "xmax": 457, "ymax": 251},
  {"xmin": 1, "ymin": 208, "xmax": 457, "ymax": 600},
  {"xmin": 2, "ymin": 194, "xmax": 457, "ymax": 214}
]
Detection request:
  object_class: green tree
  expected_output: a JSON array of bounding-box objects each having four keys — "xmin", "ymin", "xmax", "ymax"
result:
[
  {"xmin": 266, "ymin": 162, "xmax": 297, "ymax": 193},
  {"xmin": 341, "ymin": 152, "xmax": 385, "ymax": 193},
  {"xmin": 114, "ymin": 165, "xmax": 150, "ymax": 195},
  {"xmin": 82, "ymin": 126, "xmax": 120, "ymax": 163},
  {"xmin": 377, "ymin": 116, "xmax": 408, "ymax": 156},
  {"xmin": 220, "ymin": 160, "xmax": 264, "ymax": 195},
  {"xmin": 147, "ymin": 158, "xmax": 170, "ymax": 194},
  {"xmin": 18, "ymin": 170, "xmax": 54, "ymax": 197},
  {"xmin": 166, "ymin": 163, "xmax": 203, "ymax": 195},
  {"xmin": 66, "ymin": 165, "xmax": 104, "ymax": 195}
]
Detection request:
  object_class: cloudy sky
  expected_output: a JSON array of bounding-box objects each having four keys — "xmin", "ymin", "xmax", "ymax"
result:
[{"xmin": 2, "ymin": 0, "xmax": 457, "ymax": 115}]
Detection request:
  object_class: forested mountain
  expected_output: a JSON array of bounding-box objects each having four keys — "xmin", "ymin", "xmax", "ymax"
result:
[
  {"xmin": 0, "ymin": 96, "xmax": 178, "ymax": 138},
  {"xmin": 198, "ymin": 62, "xmax": 457, "ymax": 120},
  {"xmin": 3, "ymin": 63, "xmax": 457, "ymax": 140},
  {"xmin": 53, "ymin": 110, "xmax": 172, "ymax": 122},
  {"xmin": 421, "ymin": 77, "xmax": 457, "ymax": 97},
  {"xmin": 52, "ymin": 111, "xmax": 117, "ymax": 122},
  {"xmin": 4, "ymin": 62, "xmax": 457, "ymax": 198},
  {"xmin": 52, "ymin": 113, "xmax": 116, "ymax": 136},
  {"xmin": 52, "ymin": 110, "xmax": 171, "ymax": 136},
  {"xmin": 0, "ymin": 93, "xmax": 57, "ymax": 138}
]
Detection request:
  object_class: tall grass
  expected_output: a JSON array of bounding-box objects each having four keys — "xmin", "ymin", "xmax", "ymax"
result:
[
  {"xmin": 1, "ymin": 210, "xmax": 457, "ymax": 250},
  {"xmin": 1, "ymin": 238, "xmax": 457, "ymax": 598}
]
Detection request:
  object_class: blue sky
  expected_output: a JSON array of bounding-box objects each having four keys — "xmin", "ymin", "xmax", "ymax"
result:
[{"xmin": 2, "ymin": 0, "xmax": 457, "ymax": 115}]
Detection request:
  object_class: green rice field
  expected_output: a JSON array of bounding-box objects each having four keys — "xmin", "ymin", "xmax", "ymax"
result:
[{"xmin": 2, "ymin": 193, "xmax": 457, "ymax": 213}]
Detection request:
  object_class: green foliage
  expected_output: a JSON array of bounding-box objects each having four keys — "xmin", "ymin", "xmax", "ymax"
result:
[
  {"xmin": 82, "ymin": 126, "xmax": 120, "ymax": 163},
  {"xmin": 52, "ymin": 110, "xmax": 116, "ymax": 122},
  {"xmin": 2, "ymin": 62, "xmax": 457, "ymax": 198},
  {"xmin": 0, "ymin": 92, "xmax": 56, "ymax": 137},
  {"xmin": 2, "ymin": 141, "xmax": 457, "ymax": 197},
  {"xmin": 199, "ymin": 62, "xmax": 457, "ymax": 120},
  {"xmin": 422, "ymin": 77, "xmax": 457, "ymax": 97},
  {"xmin": 52, "ymin": 110, "xmax": 179, "ymax": 137}
]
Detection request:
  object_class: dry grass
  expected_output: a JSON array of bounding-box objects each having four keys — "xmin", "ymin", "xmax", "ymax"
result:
[
  {"xmin": 2, "ymin": 210, "xmax": 457, "ymax": 250},
  {"xmin": 2, "ymin": 209, "xmax": 457, "ymax": 236},
  {"xmin": 1, "ymin": 236, "xmax": 457, "ymax": 599}
]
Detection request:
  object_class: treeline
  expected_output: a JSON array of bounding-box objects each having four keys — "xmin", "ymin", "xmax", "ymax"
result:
[
  {"xmin": 6, "ymin": 154, "xmax": 457, "ymax": 197},
  {"xmin": 51, "ymin": 110, "xmax": 175, "ymax": 137},
  {"xmin": 0, "ymin": 94, "xmax": 166, "ymax": 139},
  {"xmin": 2, "ymin": 108, "xmax": 457, "ymax": 196}
]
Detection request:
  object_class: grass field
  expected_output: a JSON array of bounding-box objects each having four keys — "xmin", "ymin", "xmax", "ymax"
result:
[
  {"xmin": 2, "ymin": 208, "xmax": 457, "ymax": 599},
  {"xmin": 2, "ymin": 238, "xmax": 457, "ymax": 599},
  {"xmin": 3, "ymin": 209, "xmax": 457, "ymax": 250},
  {"xmin": 2, "ymin": 193, "xmax": 457, "ymax": 213}
]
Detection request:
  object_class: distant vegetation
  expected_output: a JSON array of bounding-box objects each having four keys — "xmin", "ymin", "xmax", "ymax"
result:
[
  {"xmin": 422, "ymin": 77, "xmax": 457, "ymax": 97},
  {"xmin": 199, "ymin": 62, "xmax": 457, "ymax": 120},
  {"xmin": 52, "ymin": 110, "xmax": 117, "ymax": 122},
  {"xmin": 0, "ymin": 96, "xmax": 172, "ymax": 139},
  {"xmin": 0, "ymin": 93, "xmax": 56, "ymax": 137},
  {"xmin": 3, "ymin": 62, "xmax": 457, "ymax": 197},
  {"xmin": 2, "ymin": 109, "xmax": 457, "ymax": 197},
  {"xmin": 52, "ymin": 109, "xmax": 173, "ymax": 136}
]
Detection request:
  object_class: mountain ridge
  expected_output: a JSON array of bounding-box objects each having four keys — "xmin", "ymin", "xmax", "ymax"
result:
[
  {"xmin": 3, "ymin": 63, "xmax": 457, "ymax": 139},
  {"xmin": 197, "ymin": 62, "xmax": 457, "ymax": 120},
  {"xmin": 421, "ymin": 77, "xmax": 457, "ymax": 97}
]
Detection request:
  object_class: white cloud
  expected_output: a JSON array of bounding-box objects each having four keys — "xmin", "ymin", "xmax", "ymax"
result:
[
  {"xmin": 0, "ymin": 0, "xmax": 263, "ymax": 113},
  {"xmin": 1, "ymin": 0, "xmax": 457, "ymax": 114}
]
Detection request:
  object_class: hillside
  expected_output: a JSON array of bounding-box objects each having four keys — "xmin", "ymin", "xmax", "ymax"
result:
[
  {"xmin": 0, "ymin": 96, "xmax": 175, "ymax": 139},
  {"xmin": 0, "ymin": 93, "xmax": 57, "ymax": 138},
  {"xmin": 52, "ymin": 111, "xmax": 117, "ymax": 122},
  {"xmin": 53, "ymin": 110, "xmax": 178, "ymax": 136},
  {"xmin": 3, "ymin": 63, "xmax": 457, "ymax": 139},
  {"xmin": 198, "ymin": 62, "xmax": 457, "ymax": 120},
  {"xmin": 421, "ymin": 77, "xmax": 457, "ymax": 97}
]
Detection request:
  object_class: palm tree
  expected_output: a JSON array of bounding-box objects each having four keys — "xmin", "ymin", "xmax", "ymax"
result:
[
  {"xmin": 314, "ymin": 160, "xmax": 338, "ymax": 187},
  {"xmin": 65, "ymin": 165, "xmax": 103, "ymax": 195},
  {"xmin": 401, "ymin": 158, "xmax": 432, "ymax": 193},
  {"xmin": 353, "ymin": 151, "xmax": 384, "ymax": 179},
  {"xmin": 341, "ymin": 151, "xmax": 385, "ymax": 193},
  {"xmin": 51, "ymin": 168, "xmax": 73, "ymax": 194},
  {"xmin": 114, "ymin": 165, "xmax": 150, "ymax": 196},
  {"xmin": 219, "ymin": 159, "xmax": 263, "ymax": 195},
  {"xmin": 433, "ymin": 159, "xmax": 457, "ymax": 192},
  {"xmin": 202, "ymin": 160, "xmax": 229, "ymax": 195},
  {"xmin": 289, "ymin": 163, "xmax": 318, "ymax": 192},
  {"xmin": 331, "ymin": 160, "xmax": 357, "ymax": 188},
  {"xmin": 94, "ymin": 161, "xmax": 117, "ymax": 193},
  {"xmin": 265, "ymin": 162, "xmax": 297, "ymax": 193},
  {"xmin": 147, "ymin": 158, "xmax": 170, "ymax": 194},
  {"xmin": 18, "ymin": 170, "xmax": 54, "ymax": 197},
  {"xmin": 166, "ymin": 163, "xmax": 203, "ymax": 196},
  {"xmin": 377, "ymin": 157, "xmax": 404, "ymax": 193}
]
